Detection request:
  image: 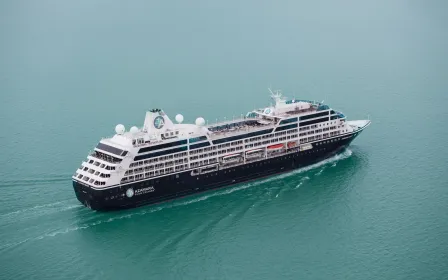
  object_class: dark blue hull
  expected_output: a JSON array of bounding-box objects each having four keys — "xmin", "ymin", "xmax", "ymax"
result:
[{"xmin": 73, "ymin": 131, "xmax": 362, "ymax": 211}]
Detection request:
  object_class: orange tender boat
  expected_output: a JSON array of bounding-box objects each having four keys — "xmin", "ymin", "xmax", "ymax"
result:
[{"xmin": 267, "ymin": 143, "xmax": 284, "ymax": 150}]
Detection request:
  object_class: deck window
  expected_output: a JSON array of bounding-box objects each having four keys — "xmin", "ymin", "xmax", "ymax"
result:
[
  {"xmin": 190, "ymin": 142, "xmax": 210, "ymax": 149},
  {"xmin": 189, "ymin": 136, "xmax": 208, "ymax": 143},
  {"xmin": 138, "ymin": 139, "xmax": 187, "ymax": 154},
  {"xmin": 134, "ymin": 146, "xmax": 188, "ymax": 161},
  {"xmin": 299, "ymin": 111, "xmax": 329, "ymax": 121},
  {"xmin": 279, "ymin": 117, "xmax": 298, "ymax": 125},
  {"xmin": 96, "ymin": 143, "xmax": 124, "ymax": 156},
  {"xmin": 274, "ymin": 123, "xmax": 298, "ymax": 132},
  {"xmin": 212, "ymin": 128, "xmax": 273, "ymax": 145},
  {"xmin": 300, "ymin": 117, "xmax": 329, "ymax": 127}
]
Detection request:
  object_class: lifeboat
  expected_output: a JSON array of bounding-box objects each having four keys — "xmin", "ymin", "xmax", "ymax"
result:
[
  {"xmin": 246, "ymin": 148, "xmax": 264, "ymax": 159},
  {"xmin": 267, "ymin": 143, "xmax": 284, "ymax": 150},
  {"xmin": 287, "ymin": 141, "xmax": 297, "ymax": 148},
  {"xmin": 221, "ymin": 154, "xmax": 242, "ymax": 163}
]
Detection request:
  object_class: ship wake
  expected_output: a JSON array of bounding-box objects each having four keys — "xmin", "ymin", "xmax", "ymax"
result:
[{"xmin": 0, "ymin": 149, "xmax": 353, "ymax": 251}]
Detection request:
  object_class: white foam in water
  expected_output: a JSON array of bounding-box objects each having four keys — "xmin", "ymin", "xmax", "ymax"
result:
[
  {"xmin": 315, "ymin": 168, "xmax": 324, "ymax": 176},
  {"xmin": 0, "ymin": 149, "xmax": 353, "ymax": 250},
  {"xmin": 0, "ymin": 199, "xmax": 77, "ymax": 220}
]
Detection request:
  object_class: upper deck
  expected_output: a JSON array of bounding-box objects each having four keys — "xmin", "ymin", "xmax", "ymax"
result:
[{"xmin": 95, "ymin": 90, "xmax": 336, "ymax": 153}]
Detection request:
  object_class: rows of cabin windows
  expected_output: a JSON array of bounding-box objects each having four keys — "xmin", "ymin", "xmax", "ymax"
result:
[
  {"xmin": 126, "ymin": 129, "xmax": 298, "ymax": 176},
  {"xmin": 190, "ymin": 146, "xmax": 244, "ymax": 161},
  {"xmin": 190, "ymin": 145, "xmax": 220, "ymax": 155},
  {"xmin": 129, "ymin": 129, "xmax": 295, "ymax": 171},
  {"xmin": 119, "ymin": 133, "xmax": 353, "ymax": 184},
  {"xmin": 190, "ymin": 131, "xmax": 294, "ymax": 158},
  {"xmin": 191, "ymin": 131, "xmax": 292, "ymax": 158},
  {"xmin": 191, "ymin": 140, "xmax": 245, "ymax": 153},
  {"xmin": 86, "ymin": 159, "xmax": 116, "ymax": 170},
  {"xmin": 190, "ymin": 134, "xmax": 348, "ymax": 173},
  {"xmin": 245, "ymin": 131, "xmax": 288, "ymax": 144},
  {"xmin": 123, "ymin": 157, "xmax": 220, "ymax": 183},
  {"xmin": 192, "ymin": 135, "xmax": 349, "ymax": 174},
  {"xmin": 132, "ymin": 130, "xmax": 293, "ymax": 166},
  {"xmin": 91, "ymin": 151, "xmax": 122, "ymax": 164},
  {"xmin": 190, "ymin": 158, "xmax": 218, "ymax": 168},
  {"xmin": 130, "ymin": 152, "xmax": 188, "ymax": 168},
  {"xmin": 75, "ymin": 173, "xmax": 107, "ymax": 185},
  {"xmin": 80, "ymin": 166, "xmax": 112, "ymax": 178},
  {"xmin": 129, "ymin": 120, "xmax": 344, "ymax": 173},
  {"xmin": 189, "ymin": 131, "xmax": 288, "ymax": 156},
  {"xmin": 298, "ymin": 121, "xmax": 348, "ymax": 142},
  {"xmin": 299, "ymin": 125, "xmax": 348, "ymax": 137},
  {"xmin": 161, "ymin": 111, "xmax": 334, "ymax": 152},
  {"xmin": 121, "ymin": 163, "xmax": 189, "ymax": 183},
  {"xmin": 76, "ymin": 160, "xmax": 115, "ymax": 185},
  {"xmin": 126, "ymin": 158, "xmax": 189, "ymax": 176},
  {"xmin": 244, "ymin": 134, "xmax": 295, "ymax": 149},
  {"xmin": 190, "ymin": 136, "xmax": 350, "ymax": 177},
  {"xmin": 299, "ymin": 120, "xmax": 343, "ymax": 132},
  {"xmin": 300, "ymin": 130, "xmax": 342, "ymax": 144},
  {"xmin": 212, "ymin": 128, "xmax": 273, "ymax": 145},
  {"xmin": 190, "ymin": 130, "xmax": 294, "ymax": 164}
]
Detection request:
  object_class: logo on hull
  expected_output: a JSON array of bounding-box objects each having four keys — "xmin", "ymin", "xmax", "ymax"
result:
[{"xmin": 126, "ymin": 188, "xmax": 134, "ymax": 198}]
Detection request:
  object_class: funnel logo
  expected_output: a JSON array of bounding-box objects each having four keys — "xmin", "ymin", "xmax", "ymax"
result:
[{"xmin": 154, "ymin": 116, "xmax": 165, "ymax": 129}]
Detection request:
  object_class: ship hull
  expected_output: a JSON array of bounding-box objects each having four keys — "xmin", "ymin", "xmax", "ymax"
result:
[{"xmin": 73, "ymin": 130, "xmax": 364, "ymax": 211}]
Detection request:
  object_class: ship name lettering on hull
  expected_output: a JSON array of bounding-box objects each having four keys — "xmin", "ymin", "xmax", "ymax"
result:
[{"xmin": 135, "ymin": 186, "xmax": 155, "ymax": 196}]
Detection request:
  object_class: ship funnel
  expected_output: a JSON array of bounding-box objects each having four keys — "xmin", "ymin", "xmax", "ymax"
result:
[{"xmin": 143, "ymin": 109, "xmax": 175, "ymax": 135}]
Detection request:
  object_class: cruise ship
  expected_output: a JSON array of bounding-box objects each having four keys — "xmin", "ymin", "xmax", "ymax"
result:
[{"xmin": 72, "ymin": 90, "xmax": 370, "ymax": 211}]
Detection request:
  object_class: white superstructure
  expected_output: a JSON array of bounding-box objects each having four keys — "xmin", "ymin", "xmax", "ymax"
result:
[{"xmin": 73, "ymin": 90, "xmax": 368, "ymax": 189}]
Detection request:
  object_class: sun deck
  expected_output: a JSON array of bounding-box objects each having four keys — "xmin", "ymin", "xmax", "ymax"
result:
[
  {"xmin": 206, "ymin": 103, "xmax": 321, "ymax": 140},
  {"xmin": 100, "ymin": 93, "xmax": 334, "ymax": 151}
]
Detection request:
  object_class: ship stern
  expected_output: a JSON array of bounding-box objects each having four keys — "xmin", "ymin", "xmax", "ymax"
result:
[{"xmin": 72, "ymin": 180, "xmax": 103, "ymax": 210}]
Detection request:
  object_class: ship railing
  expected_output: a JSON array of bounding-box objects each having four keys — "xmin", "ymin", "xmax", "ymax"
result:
[
  {"xmin": 90, "ymin": 151, "xmax": 122, "ymax": 164},
  {"xmin": 209, "ymin": 123, "xmax": 277, "ymax": 139}
]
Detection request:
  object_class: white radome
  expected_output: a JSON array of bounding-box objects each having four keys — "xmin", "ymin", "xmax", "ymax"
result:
[
  {"xmin": 130, "ymin": 126, "xmax": 139, "ymax": 134},
  {"xmin": 175, "ymin": 114, "xmax": 184, "ymax": 123},
  {"xmin": 195, "ymin": 117, "xmax": 205, "ymax": 126},
  {"xmin": 115, "ymin": 124, "xmax": 125, "ymax": 135}
]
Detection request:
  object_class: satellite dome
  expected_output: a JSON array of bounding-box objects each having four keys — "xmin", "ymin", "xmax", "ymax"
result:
[
  {"xmin": 115, "ymin": 124, "xmax": 125, "ymax": 135},
  {"xmin": 130, "ymin": 126, "xmax": 139, "ymax": 134},
  {"xmin": 175, "ymin": 114, "xmax": 184, "ymax": 124},
  {"xmin": 195, "ymin": 117, "xmax": 205, "ymax": 126}
]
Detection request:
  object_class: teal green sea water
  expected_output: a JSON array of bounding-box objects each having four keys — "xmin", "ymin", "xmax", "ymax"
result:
[{"xmin": 1, "ymin": 1, "xmax": 448, "ymax": 279}]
